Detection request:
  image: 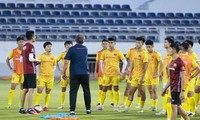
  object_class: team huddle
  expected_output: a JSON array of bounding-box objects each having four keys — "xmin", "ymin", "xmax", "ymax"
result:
[{"xmin": 4, "ymin": 30, "xmax": 200, "ymax": 120}]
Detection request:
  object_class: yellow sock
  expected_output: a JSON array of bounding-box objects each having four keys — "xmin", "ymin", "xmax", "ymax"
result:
[
  {"xmin": 137, "ymin": 97, "xmax": 141, "ymax": 105},
  {"xmin": 190, "ymin": 97, "xmax": 195, "ymax": 113},
  {"xmin": 163, "ymin": 94, "xmax": 167, "ymax": 111},
  {"xmin": 151, "ymin": 99, "xmax": 154, "ymax": 107},
  {"xmin": 34, "ymin": 93, "xmax": 41, "ymax": 105},
  {"xmin": 8, "ymin": 89, "xmax": 15, "ymax": 104},
  {"xmin": 123, "ymin": 96, "xmax": 128, "ymax": 104},
  {"xmin": 100, "ymin": 92, "xmax": 106, "ymax": 105},
  {"xmin": 98, "ymin": 90, "xmax": 102, "ymax": 103},
  {"xmin": 45, "ymin": 94, "xmax": 50, "ymax": 107},
  {"xmin": 108, "ymin": 90, "xmax": 114, "ymax": 103},
  {"xmin": 186, "ymin": 97, "xmax": 190, "ymax": 112},
  {"xmin": 167, "ymin": 102, "xmax": 172, "ymax": 119},
  {"xmin": 140, "ymin": 101, "xmax": 145, "ymax": 108},
  {"xmin": 155, "ymin": 99, "xmax": 158, "ymax": 108},
  {"xmin": 60, "ymin": 92, "xmax": 65, "ymax": 105},
  {"xmin": 194, "ymin": 93, "xmax": 200, "ymax": 108},
  {"xmin": 114, "ymin": 91, "xmax": 120, "ymax": 105},
  {"xmin": 126, "ymin": 100, "xmax": 132, "ymax": 107}
]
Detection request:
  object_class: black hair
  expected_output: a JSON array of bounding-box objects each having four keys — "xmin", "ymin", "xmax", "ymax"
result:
[
  {"xmin": 64, "ymin": 40, "xmax": 73, "ymax": 46},
  {"xmin": 102, "ymin": 39, "xmax": 108, "ymax": 43},
  {"xmin": 184, "ymin": 40, "xmax": 193, "ymax": 47},
  {"xmin": 180, "ymin": 42, "xmax": 189, "ymax": 51},
  {"xmin": 26, "ymin": 30, "xmax": 34, "ymax": 40},
  {"xmin": 16, "ymin": 36, "xmax": 24, "ymax": 42},
  {"xmin": 108, "ymin": 37, "xmax": 116, "ymax": 42},
  {"xmin": 145, "ymin": 40, "xmax": 154, "ymax": 46},
  {"xmin": 165, "ymin": 37, "xmax": 174, "ymax": 44},
  {"xmin": 170, "ymin": 43, "xmax": 180, "ymax": 53},
  {"xmin": 75, "ymin": 33, "xmax": 85, "ymax": 44},
  {"xmin": 43, "ymin": 41, "xmax": 52, "ymax": 48},
  {"xmin": 136, "ymin": 37, "xmax": 145, "ymax": 43}
]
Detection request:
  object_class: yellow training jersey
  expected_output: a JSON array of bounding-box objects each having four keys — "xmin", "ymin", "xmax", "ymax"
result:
[
  {"xmin": 162, "ymin": 52, "xmax": 172, "ymax": 81},
  {"xmin": 146, "ymin": 51, "xmax": 162, "ymax": 78},
  {"xmin": 96, "ymin": 50, "xmax": 104, "ymax": 77},
  {"xmin": 57, "ymin": 51, "xmax": 70, "ymax": 76},
  {"xmin": 189, "ymin": 51, "xmax": 200, "ymax": 75},
  {"xmin": 101, "ymin": 49, "xmax": 125, "ymax": 76},
  {"xmin": 38, "ymin": 53, "xmax": 57, "ymax": 78},
  {"xmin": 126, "ymin": 48, "xmax": 135, "ymax": 61},
  {"xmin": 131, "ymin": 49, "xmax": 148, "ymax": 79}
]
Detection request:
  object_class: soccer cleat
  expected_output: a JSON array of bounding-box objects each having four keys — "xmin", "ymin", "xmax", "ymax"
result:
[
  {"xmin": 138, "ymin": 108, "xmax": 144, "ymax": 113},
  {"xmin": 110, "ymin": 103, "xmax": 114, "ymax": 107},
  {"xmin": 19, "ymin": 108, "xmax": 26, "ymax": 114},
  {"xmin": 96, "ymin": 103, "xmax": 100, "ymax": 106},
  {"xmin": 188, "ymin": 112, "xmax": 195, "ymax": 117},
  {"xmin": 113, "ymin": 105, "xmax": 118, "ymax": 111},
  {"xmin": 43, "ymin": 106, "xmax": 49, "ymax": 111},
  {"xmin": 57, "ymin": 105, "xmax": 64, "ymax": 109},
  {"xmin": 70, "ymin": 111, "xmax": 75, "ymax": 115},
  {"xmin": 155, "ymin": 110, "xmax": 167, "ymax": 115},
  {"xmin": 135, "ymin": 103, "xmax": 140, "ymax": 109},
  {"xmin": 96, "ymin": 105, "xmax": 103, "ymax": 110},
  {"xmin": 27, "ymin": 108, "xmax": 39, "ymax": 115},
  {"xmin": 5, "ymin": 104, "xmax": 11, "ymax": 109},
  {"xmin": 151, "ymin": 107, "xmax": 157, "ymax": 111},
  {"xmin": 120, "ymin": 107, "xmax": 129, "ymax": 112},
  {"xmin": 86, "ymin": 110, "xmax": 91, "ymax": 114}
]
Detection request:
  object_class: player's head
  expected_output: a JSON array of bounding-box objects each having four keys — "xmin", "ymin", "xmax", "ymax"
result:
[
  {"xmin": 168, "ymin": 42, "xmax": 180, "ymax": 56},
  {"xmin": 184, "ymin": 40, "xmax": 193, "ymax": 49},
  {"xmin": 26, "ymin": 30, "xmax": 35, "ymax": 42},
  {"xmin": 180, "ymin": 42, "xmax": 189, "ymax": 52},
  {"xmin": 43, "ymin": 41, "xmax": 52, "ymax": 52},
  {"xmin": 16, "ymin": 36, "xmax": 24, "ymax": 48},
  {"xmin": 164, "ymin": 37, "xmax": 174, "ymax": 49},
  {"xmin": 75, "ymin": 33, "xmax": 85, "ymax": 44},
  {"xmin": 135, "ymin": 37, "xmax": 145, "ymax": 49},
  {"xmin": 64, "ymin": 40, "xmax": 73, "ymax": 50},
  {"xmin": 101, "ymin": 39, "xmax": 108, "ymax": 50},
  {"xmin": 145, "ymin": 40, "xmax": 154, "ymax": 52},
  {"xmin": 108, "ymin": 37, "xmax": 116, "ymax": 49}
]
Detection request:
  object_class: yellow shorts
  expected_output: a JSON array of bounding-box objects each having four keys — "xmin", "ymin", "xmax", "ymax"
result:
[
  {"xmin": 102, "ymin": 75, "xmax": 120, "ymax": 86},
  {"xmin": 162, "ymin": 78, "xmax": 169, "ymax": 84},
  {"xmin": 11, "ymin": 73, "xmax": 24, "ymax": 84},
  {"xmin": 188, "ymin": 78, "xmax": 196, "ymax": 92},
  {"xmin": 98, "ymin": 76, "xmax": 103, "ymax": 85},
  {"xmin": 37, "ymin": 77, "xmax": 54, "ymax": 89},
  {"xmin": 196, "ymin": 77, "xmax": 200, "ymax": 86},
  {"xmin": 145, "ymin": 77, "xmax": 159, "ymax": 86},
  {"xmin": 131, "ymin": 78, "xmax": 145, "ymax": 87},
  {"xmin": 60, "ymin": 76, "xmax": 70, "ymax": 88},
  {"xmin": 184, "ymin": 84, "xmax": 189, "ymax": 98}
]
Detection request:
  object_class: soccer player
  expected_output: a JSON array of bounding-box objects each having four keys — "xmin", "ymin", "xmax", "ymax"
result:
[
  {"xmin": 145, "ymin": 40, "xmax": 162, "ymax": 111},
  {"xmin": 196, "ymin": 39, "xmax": 200, "ymax": 110},
  {"xmin": 94, "ymin": 39, "xmax": 114, "ymax": 106},
  {"xmin": 162, "ymin": 43, "xmax": 189, "ymax": 120},
  {"xmin": 122, "ymin": 37, "xmax": 148, "ymax": 113},
  {"xmin": 19, "ymin": 30, "xmax": 40, "ymax": 114},
  {"xmin": 98, "ymin": 37, "xmax": 127, "ymax": 111},
  {"xmin": 34, "ymin": 41, "xmax": 56, "ymax": 111},
  {"xmin": 5, "ymin": 36, "xmax": 24, "ymax": 108},
  {"xmin": 56, "ymin": 41, "xmax": 73, "ymax": 109}
]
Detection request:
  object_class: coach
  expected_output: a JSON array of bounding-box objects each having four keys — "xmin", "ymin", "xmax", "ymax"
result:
[{"xmin": 62, "ymin": 33, "xmax": 91, "ymax": 115}]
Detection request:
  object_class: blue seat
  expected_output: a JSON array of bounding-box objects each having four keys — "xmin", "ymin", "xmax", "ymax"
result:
[
  {"xmin": 47, "ymin": 19, "xmax": 56, "ymax": 24},
  {"xmin": 49, "ymin": 35, "xmax": 57, "ymax": 40},
  {"xmin": 137, "ymin": 12, "xmax": 146, "ymax": 18},
  {"xmin": 103, "ymin": 4, "xmax": 111, "ymax": 10},
  {"xmin": 143, "ymin": 20, "xmax": 152, "ymax": 25},
  {"xmin": 181, "ymin": 20, "xmax": 190, "ymax": 26},
  {"xmin": 128, "ymin": 12, "xmax": 137, "ymax": 18},
  {"xmin": 66, "ymin": 19, "xmax": 75, "ymax": 25},
  {"xmin": 115, "ymin": 20, "xmax": 123, "ymax": 25},
  {"xmin": 71, "ymin": 11, "xmax": 80, "ymax": 17},
  {"xmin": 195, "ymin": 36, "xmax": 200, "ymax": 41},
  {"xmin": 32, "ymin": 11, "xmax": 41, "ymax": 16},
  {"xmin": 118, "ymin": 35, "xmax": 126, "ymax": 40},
  {"xmin": 100, "ymin": 12, "xmax": 108, "ymax": 17},
  {"xmin": 22, "ymin": 11, "xmax": 31, "ymax": 16},
  {"xmin": 0, "ymin": 35, "xmax": 6, "ymax": 40},
  {"xmin": 81, "ymin": 12, "xmax": 89, "ymax": 17},
  {"xmin": 166, "ymin": 13, "xmax": 175, "ymax": 18},
  {"xmin": 147, "ymin": 36, "xmax": 156, "ymax": 41},
  {"xmin": 7, "ymin": 3, "xmax": 15, "ymax": 9},
  {"xmin": 105, "ymin": 19, "xmax": 114, "ymax": 25},
  {"xmin": 112, "ymin": 4, "xmax": 121, "ymax": 10},
  {"xmin": 110, "ymin": 12, "xmax": 118, "ymax": 17},
  {"xmin": 42, "ymin": 11, "xmax": 51, "ymax": 16},
  {"xmin": 46, "ymin": 4, "xmax": 54, "ymax": 9},
  {"xmin": 96, "ymin": 19, "xmax": 104, "ymax": 25},
  {"xmin": 176, "ymin": 36, "xmax": 184, "ymax": 41},
  {"xmin": 88, "ymin": 35, "xmax": 97, "ymax": 40},
  {"xmin": 186, "ymin": 36, "xmax": 194, "ymax": 40},
  {"xmin": 194, "ymin": 13, "xmax": 200, "ymax": 18},
  {"xmin": 157, "ymin": 12, "xmax": 165, "ymax": 18},
  {"xmin": 27, "ymin": 19, "xmax": 36, "ymax": 24},
  {"xmin": 134, "ymin": 20, "xmax": 143, "ymax": 25},
  {"xmin": 16, "ymin": 3, "xmax": 25, "ymax": 9},
  {"xmin": 163, "ymin": 20, "xmax": 171, "ymax": 26},
  {"xmin": 147, "ymin": 12, "xmax": 156, "ymax": 18},
  {"xmin": 65, "ymin": 4, "xmax": 73, "ymax": 9},
  {"xmin": 26, "ymin": 3, "xmax": 35, "ymax": 9},
  {"xmin": 153, "ymin": 20, "xmax": 162, "ymax": 25},
  {"xmin": 8, "ymin": 35, "xmax": 17, "ymax": 40},
  {"xmin": 2, "ymin": 11, "xmax": 11, "ymax": 16},
  {"xmin": 13, "ymin": 11, "xmax": 21, "ymax": 16},
  {"xmin": 84, "ymin": 4, "xmax": 92, "ymax": 10},
  {"xmin": 0, "ymin": 3, "xmax": 6, "ymax": 9},
  {"xmin": 38, "ymin": 35, "xmax": 47, "ymax": 40},
  {"xmin": 61, "ymin": 11, "xmax": 70, "ymax": 17},
  {"xmin": 37, "ymin": 19, "xmax": 46, "ymax": 24},
  {"xmin": 74, "ymin": 4, "xmax": 83, "ymax": 10},
  {"xmin": 185, "ymin": 13, "xmax": 193, "ymax": 18},
  {"xmin": 191, "ymin": 20, "xmax": 199, "ymax": 26},
  {"xmin": 60, "ymin": 35, "xmax": 68, "ymax": 40},
  {"xmin": 175, "ymin": 13, "xmax": 184, "ymax": 18},
  {"xmin": 172, "ymin": 20, "xmax": 181, "ymax": 26},
  {"xmin": 124, "ymin": 20, "xmax": 133, "ymax": 25},
  {"xmin": 93, "ymin": 4, "xmax": 102, "ymax": 10},
  {"xmin": 7, "ymin": 18, "xmax": 16, "ymax": 24},
  {"xmin": 76, "ymin": 19, "xmax": 85, "ymax": 25},
  {"xmin": 55, "ymin": 4, "xmax": 64, "ymax": 9},
  {"xmin": 128, "ymin": 36, "xmax": 136, "ymax": 41},
  {"xmin": 69, "ymin": 35, "xmax": 76, "ymax": 39},
  {"xmin": 57, "ymin": 19, "xmax": 65, "ymax": 25},
  {"xmin": 91, "ymin": 12, "xmax": 99, "ymax": 17},
  {"xmin": 118, "ymin": 12, "xmax": 127, "ymax": 17},
  {"xmin": 36, "ymin": 4, "xmax": 44, "ymax": 9},
  {"xmin": 99, "ymin": 35, "xmax": 107, "ymax": 40},
  {"xmin": 86, "ymin": 19, "xmax": 95, "ymax": 25},
  {"xmin": 17, "ymin": 19, "xmax": 26, "ymax": 24},
  {"xmin": 52, "ymin": 11, "xmax": 60, "ymax": 16},
  {"xmin": 121, "ymin": 5, "xmax": 131, "ymax": 10}
]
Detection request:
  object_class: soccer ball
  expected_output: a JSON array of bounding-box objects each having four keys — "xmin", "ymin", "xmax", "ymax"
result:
[{"xmin": 33, "ymin": 105, "xmax": 42, "ymax": 113}]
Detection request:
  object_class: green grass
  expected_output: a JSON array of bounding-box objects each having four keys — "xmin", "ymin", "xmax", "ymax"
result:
[{"xmin": 0, "ymin": 80, "xmax": 200, "ymax": 120}]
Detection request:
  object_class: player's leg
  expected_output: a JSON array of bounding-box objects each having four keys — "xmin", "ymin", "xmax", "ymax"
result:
[
  {"xmin": 19, "ymin": 74, "xmax": 24, "ymax": 107},
  {"xmin": 43, "ymin": 78, "xmax": 54, "ymax": 111},
  {"xmin": 122, "ymin": 81, "xmax": 131, "ymax": 107},
  {"xmin": 19, "ymin": 74, "xmax": 28, "ymax": 114},
  {"xmin": 171, "ymin": 104, "xmax": 178, "ymax": 120},
  {"xmin": 97, "ymin": 76, "xmax": 103, "ymax": 105},
  {"xmin": 188, "ymin": 78, "xmax": 196, "ymax": 116},
  {"xmin": 178, "ymin": 105, "xmax": 190, "ymax": 120},
  {"xmin": 194, "ymin": 78, "xmax": 200, "ymax": 111},
  {"xmin": 138, "ymin": 84, "xmax": 146, "ymax": 113},
  {"xmin": 166, "ymin": 90, "xmax": 172, "ymax": 120},
  {"xmin": 34, "ymin": 77, "xmax": 45, "ymax": 105},
  {"xmin": 58, "ymin": 77, "xmax": 69, "ymax": 109},
  {"xmin": 181, "ymin": 85, "xmax": 189, "ymax": 115},
  {"xmin": 108, "ymin": 85, "xmax": 114, "ymax": 106},
  {"xmin": 171, "ymin": 92, "xmax": 179, "ymax": 120},
  {"xmin": 112, "ymin": 76, "xmax": 120, "ymax": 111},
  {"xmin": 151, "ymin": 78, "xmax": 159, "ymax": 111}
]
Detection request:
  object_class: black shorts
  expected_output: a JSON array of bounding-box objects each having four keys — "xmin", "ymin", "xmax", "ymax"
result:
[
  {"xmin": 171, "ymin": 92, "xmax": 181, "ymax": 106},
  {"xmin": 23, "ymin": 74, "xmax": 36, "ymax": 89}
]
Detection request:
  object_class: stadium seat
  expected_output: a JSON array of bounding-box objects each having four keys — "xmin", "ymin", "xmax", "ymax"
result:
[
  {"xmin": 163, "ymin": 20, "xmax": 171, "ymax": 26},
  {"xmin": 57, "ymin": 19, "xmax": 65, "ymax": 25},
  {"xmin": 118, "ymin": 35, "xmax": 126, "ymax": 40},
  {"xmin": 143, "ymin": 20, "xmax": 152, "ymax": 26},
  {"xmin": 13, "ymin": 11, "xmax": 21, "ymax": 16},
  {"xmin": 81, "ymin": 12, "xmax": 89, "ymax": 17},
  {"xmin": 185, "ymin": 36, "xmax": 194, "ymax": 40},
  {"xmin": 66, "ymin": 19, "xmax": 75, "ymax": 25},
  {"xmin": 32, "ymin": 11, "xmax": 41, "ymax": 16},
  {"xmin": 175, "ymin": 13, "xmax": 184, "ymax": 18},
  {"xmin": 71, "ymin": 11, "xmax": 80, "ymax": 17},
  {"xmin": 91, "ymin": 12, "xmax": 99, "ymax": 17},
  {"xmin": 191, "ymin": 20, "xmax": 199, "ymax": 26},
  {"xmin": 110, "ymin": 12, "xmax": 118, "ymax": 17},
  {"xmin": 96, "ymin": 19, "xmax": 104, "ymax": 25},
  {"xmin": 194, "ymin": 13, "xmax": 200, "ymax": 18},
  {"xmin": 103, "ymin": 4, "xmax": 111, "ymax": 10},
  {"xmin": 88, "ymin": 35, "xmax": 97, "ymax": 40},
  {"xmin": 152, "ymin": 20, "xmax": 162, "ymax": 25},
  {"xmin": 76, "ymin": 19, "xmax": 85, "ymax": 25},
  {"xmin": 60, "ymin": 35, "xmax": 68, "ymax": 40},
  {"xmin": 74, "ymin": 4, "xmax": 83, "ymax": 10},
  {"xmin": 147, "ymin": 12, "xmax": 156, "ymax": 18},
  {"xmin": 157, "ymin": 12, "xmax": 165, "ymax": 18},
  {"xmin": 26, "ymin": 3, "xmax": 35, "ymax": 9},
  {"xmin": 93, "ymin": 4, "xmax": 102, "ymax": 10},
  {"xmin": 121, "ymin": 5, "xmax": 131, "ymax": 10},
  {"xmin": 128, "ymin": 35, "xmax": 136, "ymax": 41},
  {"xmin": 48, "ymin": 35, "xmax": 57, "ymax": 40},
  {"xmin": 137, "ymin": 12, "xmax": 146, "ymax": 18},
  {"xmin": 134, "ymin": 20, "xmax": 143, "ymax": 25},
  {"xmin": 112, "ymin": 4, "xmax": 121, "ymax": 10},
  {"xmin": 17, "ymin": 18, "xmax": 26, "ymax": 24},
  {"xmin": 61, "ymin": 11, "xmax": 70, "ymax": 17},
  {"xmin": 124, "ymin": 20, "xmax": 133, "ymax": 25},
  {"xmin": 147, "ymin": 36, "xmax": 156, "ymax": 41},
  {"xmin": 38, "ymin": 35, "xmax": 47, "ymax": 40},
  {"xmin": 195, "ymin": 36, "xmax": 200, "ymax": 41},
  {"xmin": 166, "ymin": 13, "xmax": 175, "ymax": 18},
  {"xmin": 105, "ymin": 19, "xmax": 114, "ymax": 25},
  {"xmin": 7, "ymin": 3, "xmax": 15, "ymax": 9},
  {"xmin": 181, "ymin": 20, "xmax": 190, "ymax": 26},
  {"xmin": 84, "ymin": 4, "xmax": 92, "ymax": 10},
  {"xmin": 36, "ymin": 4, "xmax": 45, "ymax": 9},
  {"xmin": 55, "ymin": 4, "xmax": 64, "ymax": 9},
  {"xmin": 7, "ymin": 18, "xmax": 16, "ymax": 24},
  {"xmin": 172, "ymin": 20, "xmax": 181, "ymax": 26},
  {"xmin": 8, "ymin": 35, "xmax": 17, "ymax": 40},
  {"xmin": 22, "ymin": 11, "xmax": 31, "ymax": 16},
  {"xmin": 118, "ymin": 12, "xmax": 127, "ymax": 17},
  {"xmin": 52, "ymin": 11, "xmax": 60, "ymax": 16},
  {"xmin": 100, "ymin": 12, "xmax": 109, "ymax": 17},
  {"xmin": 0, "ymin": 35, "xmax": 6, "ymax": 40},
  {"xmin": 42, "ymin": 11, "xmax": 51, "ymax": 16},
  {"xmin": 176, "ymin": 36, "xmax": 185, "ymax": 41},
  {"xmin": 115, "ymin": 20, "xmax": 124, "ymax": 25},
  {"xmin": 27, "ymin": 19, "xmax": 36, "ymax": 24},
  {"xmin": 65, "ymin": 4, "xmax": 73, "ymax": 9},
  {"xmin": 47, "ymin": 19, "xmax": 56, "ymax": 24},
  {"xmin": 86, "ymin": 19, "xmax": 95, "ymax": 25},
  {"xmin": 2, "ymin": 11, "xmax": 11, "ymax": 16},
  {"xmin": 0, "ymin": 3, "xmax": 6, "ymax": 9},
  {"xmin": 16, "ymin": 3, "xmax": 25, "ymax": 9},
  {"xmin": 46, "ymin": 4, "xmax": 54, "ymax": 9},
  {"xmin": 128, "ymin": 12, "xmax": 137, "ymax": 18},
  {"xmin": 37, "ymin": 19, "xmax": 46, "ymax": 24},
  {"xmin": 185, "ymin": 13, "xmax": 193, "ymax": 18},
  {"xmin": 69, "ymin": 35, "xmax": 76, "ymax": 39},
  {"xmin": 99, "ymin": 35, "xmax": 107, "ymax": 40}
]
